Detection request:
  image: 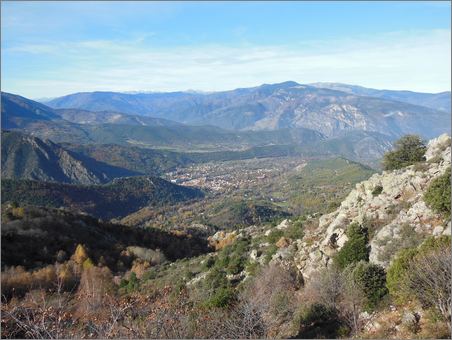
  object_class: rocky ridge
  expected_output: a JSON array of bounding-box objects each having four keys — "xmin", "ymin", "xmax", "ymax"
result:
[{"xmin": 290, "ymin": 133, "xmax": 451, "ymax": 279}]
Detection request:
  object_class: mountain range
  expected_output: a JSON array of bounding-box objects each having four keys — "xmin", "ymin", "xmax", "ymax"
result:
[
  {"xmin": 1, "ymin": 91, "xmax": 325, "ymax": 150},
  {"xmin": 43, "ymin": 81, "xmax": 451, "ymax": 138},
  {"xmin": 2, "ymin": 81, "xmax": 450, "ymax": 170}
]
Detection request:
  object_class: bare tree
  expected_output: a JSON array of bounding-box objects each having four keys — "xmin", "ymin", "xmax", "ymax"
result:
[
  {"xmin": 404, "ymin": 244, "xmax": 451, "ymax": 330},
  {"xmin": 338, "ymin": 267, "xmax": 367, "ymax": 336},
  {"xmin": 304, "ymin": 265, "xmax": 343, "ymax": 309},
  {"xmin": 2, "ymin": 285, "xmax": 73, "ymax": 339}
]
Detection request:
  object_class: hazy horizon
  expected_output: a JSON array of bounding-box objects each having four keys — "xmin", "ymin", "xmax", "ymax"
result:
[{"xmin": 22, "ymin": 80, "xmax": 451, "ymax": 102}]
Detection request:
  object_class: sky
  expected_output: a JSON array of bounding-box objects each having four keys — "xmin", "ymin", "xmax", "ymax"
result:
[{"xmin": 1, "ymin": 1, "xmax": 451, "ymax": 98}]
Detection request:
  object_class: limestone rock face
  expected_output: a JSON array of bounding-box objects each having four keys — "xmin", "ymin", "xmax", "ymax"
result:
[{"xmin": 294, "ymin": 134, "xmax": 451, "ymax": 279}]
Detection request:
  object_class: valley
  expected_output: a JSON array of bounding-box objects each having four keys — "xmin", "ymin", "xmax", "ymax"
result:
[
  {"xmin": 2, "ymin": 1, "xmax": 451, "ymax": 338},
  {"xmin": 1, "ymin": 82, "xmax": 451, "ymax": 339}
]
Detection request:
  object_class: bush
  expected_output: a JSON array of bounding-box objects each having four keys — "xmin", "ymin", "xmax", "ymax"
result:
[
  {"xmin": 351, "ymin": 261, "xmax": 388, "ymax": 311},
  {"xmin": 82, "ymin": 258, "xmax": 94, "ymax": 270},
  {"xmin": 264, "ymin": 244, "xmax": 278, "ymax": 264},
  {"xmin": 424, "ymin": 167, "xmax": 451, "ymax": 218},
  {"xmin": 296, "ymin": 303, "xmax": 345, "ymax": 338},
  {"xmin": 386, "ymin": 247, "xmax": 418, "ymax": 303},
  {"xmin": 205, "ymin": 287, "xmax": 235, "ymax": 308},
  {"xmin": 267, "ymin": 229, "xmax": 284, "ymax": 244},
  {"xmin": 301, "ymin": 303, "xmax": 337, "ymax": 325},
  {"xmin": 203, "ymin": 256, "xmax": 216, "ymax": 270},
  {"xmin": 284, "ymin": 222, "xmax": 304, "ymax": 240},
  {"xmin": 213, "ymin": 238, "xmax": 250, "ymax": 275},
  {"xmin": 72, "ymin": 244, "xmax": 89, "ymax": 265},
  {"xmin": 334, "ymin": 223, "xmax": 369, "ymax": 269},
  {"xmin": 371, "ymin": 185, "xmax": 383, "ymax": 197},
  {"xmin": 387, "ymin": 236, "xmax": 451, "ymax": 305},
  {"xmin": 119, "ymin": 271, "xmax": 140, "ymax": 293},
  {"xmin": 126, "ymin": 272, "xmax": 139, "ymax": 293},
  {"xmin": 382, "ymin": 135, "xmax": 426, "ymax": 170},
  {"xmin": 141, "ymin": 268, "xmax": 157, "ymax": 281}
]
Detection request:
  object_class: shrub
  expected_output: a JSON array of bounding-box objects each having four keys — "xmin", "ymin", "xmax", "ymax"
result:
[
  {"xmin": 127, "ymin": 246, "xmax": 167, "ymax": 265},
  {"xmin": 371, "ymin": 185, "xmax": 383, "ymax": 197},
  {"xmin": 387, "ymin": 236, "xmax": 451, "ymax": 305},
  {"xmin": 141, "ymin": 268, "xmax": 157, "ymax": 281},
  {"xmin": 203, "ymin": 256, "xmax": 216, "ymax": 270},
  {"xmin": 213, "ymin": 238, "xmax": 250, "ymax": 275},
  {"xmin": 284, "ymin": 222, "xmax": 304, "ymax": 240},
  {"xmin": 334, "ymin": 223, "xmax": 369, "ymax": 269},
  {"xmin": 267, "ymin": 229, "xmax": 284, "ymax": 244},
  {"xmin": 72, "ymin": 244, "xmax": 89, "ymax": 265},
  {"xmin": 240, "ymin": 263, "xmax": 301, "ymax": 332},
  {"xmin": 382, "ymin": 135, "xmax": 426, "ymax": 170},
  {"xmin": 126, "ymin": 272, "xmax": 140, "ymax": 293},
  {"xmin": 386, "ymin": 247, "xmax": 419, "ymax": 304},
  {"xmin": 351, "ymin": 261, "xmax": 388, "ymax": 311},
  {"xmin": 296, "ymin": 303, "xmax": 344, "ymax": 338},
  {"xmin": 205, "ymin": 287, "xmax": 235, "ymax": 308},
  {"xmin": 264, "ymin": 244, "xmax": 278, "ymax": 264},
  {"xmin": 82, "ymin": 258, "xmax": 94, "ymax": 270},
  {"xmin": 130, "ymin": 260, "xmax": 151, "ymax": 279},
  {"xmin": 301, "ymin": 303, "xmax": 337, "ymax": 325},
  {"xmin": 424, "ymin": 167, "xmax": 451, "ymax": 218},
  {"xmin": 245, "ymin": 261, "xmax": 259, "ymax": 276}
]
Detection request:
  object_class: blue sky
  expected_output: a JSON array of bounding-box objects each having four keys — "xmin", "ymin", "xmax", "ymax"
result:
[{"xmin": 1, "ymin": 1, "xmax": 450, "ymax": 98}]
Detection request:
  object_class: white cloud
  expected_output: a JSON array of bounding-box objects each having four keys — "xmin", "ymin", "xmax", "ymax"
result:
[{"xmin": 2, "ymin": 29, "xmax": 450, "ymax": 97}]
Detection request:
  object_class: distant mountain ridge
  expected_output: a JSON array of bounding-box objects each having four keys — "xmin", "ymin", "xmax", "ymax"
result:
[
  {"xmin": 1, "ymin": 92, "xmax": 184, "ymax": 129},
  {"xmin": 44, "ymin": 81, "xmax": 451, "ymax": 138},
  {"xmin": 54, "ymin": 108, "xmax": 183, "ymax": 126},
  {"xmin": 2, "ymin": 91, "xmax": 326, "ymax": 150},
  {"xmin": 309, "ymin": 82, "xmax": 451, "ymax": 113}
]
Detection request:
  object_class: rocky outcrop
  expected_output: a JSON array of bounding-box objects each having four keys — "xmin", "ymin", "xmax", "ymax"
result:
[{"xmin": 292, "ymin": 134, "xmax": 451, "ymax": 278}]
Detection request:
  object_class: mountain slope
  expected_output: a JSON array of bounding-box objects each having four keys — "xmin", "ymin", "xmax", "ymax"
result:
[
  {"xmin": 1, "ymin": 91, "xmax": 184, "ymax": 128},
  {"xmin": 1, "ymin": 92, "xmax": 62, "ymax": 128},
  {"xmin": 1, "ymin": 131, "xmax": 138, "ymax": 184},
  {"xmin": 1, "ymin": 176, "xmax": 205, "ymax": 220},
  {"xmin": 309, "ymin": 82, "xmax": 451, "ymax": 113},
  {"xmin": 45, "ymin": 82, "xmax": 451, "ymax": 138},
  {"xmin": 1, "ymin": 205, "xmax": 210, "ymax": 270}
]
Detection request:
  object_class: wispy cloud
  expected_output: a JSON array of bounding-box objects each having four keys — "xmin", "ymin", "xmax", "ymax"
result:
[{"xmin": 2, "ymin": 29, "xmax": 450, "ymax": 97}]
